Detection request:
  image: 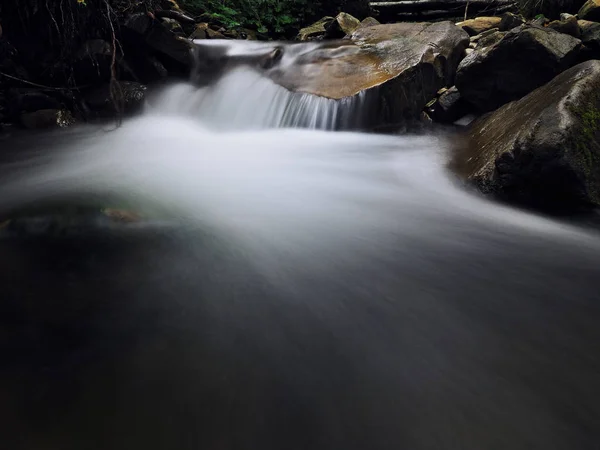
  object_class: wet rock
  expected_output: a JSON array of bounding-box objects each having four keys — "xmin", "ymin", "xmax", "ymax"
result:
[
  {"xmin": 84, "ymin": 82, "xmax": 147, "ymax": 117},
  {"xmin": 457, "ymin": 17, "xmax": 502, "ymax": 36},
  {"xmin": 429, "ymin": 86, "xmax": 469, "ymax": 123},
  {"xmin": 456, "ymin": 25, "xmax": 582, "ymax": 111},
  {"xmin": 20, "ymin": 109, "xmax": 74, "ymax": 129},
  {"xmin": 578, "ymin": 0, "xmax": 600, "ymax": 21},
  {"xmin": 297, "ymin": 17, "xmax": 336, "ymax": 40},
  {"xmin": 276, "ymin": 21, "xmax": 469, "ymax": 125},
  {"xmin": 455, "ymin": 60, "xmax": 600, "ymax": 212},
  {"xmin": 548, "ymin": 16, "xmax": 581, "ymax": 38},
  {"xmin": 499, "ymin": 12, "xmax": 525, "ymax": 31}
]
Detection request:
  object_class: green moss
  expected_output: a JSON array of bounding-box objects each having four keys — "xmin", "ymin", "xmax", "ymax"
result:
[{"xmin": 570, "ymin": 98, "xmax": 600, "ymax": 203}]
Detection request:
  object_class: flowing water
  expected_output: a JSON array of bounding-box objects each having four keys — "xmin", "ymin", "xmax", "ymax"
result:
[{"xmin": 2, "ymin": 43, "xmax": 600, "ymax": 450}]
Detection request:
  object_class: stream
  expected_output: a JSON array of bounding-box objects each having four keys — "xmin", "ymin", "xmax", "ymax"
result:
[{"xmin": 2, "ymin": 42, "xmax": 600, "ymax": 450}]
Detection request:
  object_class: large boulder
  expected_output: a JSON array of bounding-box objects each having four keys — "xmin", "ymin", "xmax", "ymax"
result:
[
  {"xmin": 454, "ymin": 60, "xmax": 600, "ymax": 212},
  {"xmin": 278, "ymin": 22, "xmax": 469, "ymax": 125},
  {"xmin": 455, "ymin": 25, "xmax": 582, "ymax": 112}
]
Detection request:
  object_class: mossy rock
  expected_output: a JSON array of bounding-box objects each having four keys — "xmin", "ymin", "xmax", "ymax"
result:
[{"xmin": 454, "ymin": 60, "xmax": 600, "ymax": 212}]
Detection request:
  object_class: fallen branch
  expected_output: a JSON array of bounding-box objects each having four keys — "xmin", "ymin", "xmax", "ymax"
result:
[{"xmin": 154, "ymin": 9, "xmax": 196, "ymax": 24}]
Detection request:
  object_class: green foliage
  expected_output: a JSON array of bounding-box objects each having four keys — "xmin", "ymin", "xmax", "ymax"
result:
[{"xmin": 180, "ymin": 0, "xmax": 321, "ymax": 36}]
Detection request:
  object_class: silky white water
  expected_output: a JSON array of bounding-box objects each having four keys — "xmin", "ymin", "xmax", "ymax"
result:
[{"xmin": 3, "ymin": 57, "xmax": 600, "ymax": 450}]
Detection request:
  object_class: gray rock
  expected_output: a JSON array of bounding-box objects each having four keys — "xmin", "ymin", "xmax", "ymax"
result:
[
  {"xmin": 454, "ymin": 60, "xmax": 600, "ymax": 211},
  {"xmin": 429, "ymin": 86, "xmax": 469, "ymax": 123},
  {"xmin": 499, "ymin": 12, "xmax": 525, "ymax": 31},
  {"xmin": 455, "ymin": 25, "xmax": 582, "ymax": 111},
  {"xmin": 547, "ymin": 16, "xmax": 581, "ymax": 38},
  {"xmin": 580, "ymin": 19, "xmax": 600, "ymax": 51},
  {"xmin": 477, "ymin": 30, "xmax": 505, "ymax": 48}
]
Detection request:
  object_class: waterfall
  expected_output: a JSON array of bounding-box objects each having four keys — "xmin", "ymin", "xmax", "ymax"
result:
[{"xmin": 151, "ymin": 69, "xmax": 369, "ymax": 130}]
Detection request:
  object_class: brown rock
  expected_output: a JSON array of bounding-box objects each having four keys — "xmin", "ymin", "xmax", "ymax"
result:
[
  {"xmin": 579, "ymin": 0, "xmax": 600, "ymax": 21},
  {"xmin": 457, "ymin": 17, "xmax": 502, "ymax": 36}
]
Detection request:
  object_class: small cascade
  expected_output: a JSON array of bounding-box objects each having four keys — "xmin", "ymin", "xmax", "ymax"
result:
[
  {"xmin": 148, "ymin": 39, "xmax": 374, "ymax": 131},
  {"xmin": 151, "ymin": 69, "xmax": 370, "ymax": 130}
]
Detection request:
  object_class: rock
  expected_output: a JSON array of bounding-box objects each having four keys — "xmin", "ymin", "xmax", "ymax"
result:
[
  {"xmin": 274, "ymin": 21, "xmax": 469, "ymax": 125},
  {"xmin": 20, "ymin": 109, "xmax": 74, "ymax": 129},
  {"xmin": 499, "ymin": 12, "xmax": 525, "ymax": 31},
  {"xmin": 7, "ymin": 90, "xmax": 60, "ymax": 116},
  {"xmin": 206, "ymin": 28, "xmax": 227, "ymax": 39},
  {"xmin": 335, "ymin": 12, "xmax": 361, "ymax": 35},
  {"xmin": 428, "ymin": 86, "xmax": 470, "ymax": 123},
  {"xmin": 190, "ymin": 23, "xmax": 208, "ymax": 39},
  {"xmin": 580, "ymin": 19, "xmax": 600, "ymax": 51},
  {"xmin": 547, "ymin": 16, "xmax": 581, "ymax": 38},
  {"xmin": 123, "ymin": 13, "xmax": 193, "ymax": 68},
  {"xmin": 239, "ymin": 28, "xmax": 258, "ymax": 40},
  {"xmin": 455, "ymin": 25, "xmax": 582, "ymax": 112},
  {"xmin": 457, "ymin": 17, "xmax": 502, "ymax": 36},
  {"xmin": 161, "ymin": 17, "xmax": 184, "ymax": 34},
  {"xmin": 561, "ymin": 12, "xmax": 577, "ymax": 20},
  {"xmin": 531, "ymin": 15, "xmax": 549, "ymax": 26},
  {"xmin": 145, "ymin": 23, "xmax": 194, "ymax": 66},
  {"xmin": 297, "ymin": 17, "xmax": 336, "ymax": 40},
  {"xmin": 455, "ymin": 60, "xmax": 600, "ymax": 212},
  {"xmin": 84, "ymin": 81, "xmax": 147, "ymax": 117},
  {"xmin": 470, "ymin": 27, "xmax": 502, "ymax": 42},
  {"xmin": 579, "ymin": 0, "xmax": 600, "ymax": 21},
  {"xmin": 358, "ymin": 17, "xmax": 381, "ymax": 29},
  {"xmin": 477, "ymin": 30, "xmax": 505, "ymax": 48}
]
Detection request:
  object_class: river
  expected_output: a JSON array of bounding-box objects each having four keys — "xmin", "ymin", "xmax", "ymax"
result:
[{"xmin": 2, "ymin": 42, "xmax": 600, "ymax": 450}]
